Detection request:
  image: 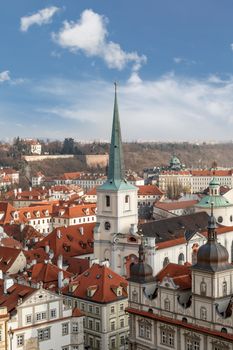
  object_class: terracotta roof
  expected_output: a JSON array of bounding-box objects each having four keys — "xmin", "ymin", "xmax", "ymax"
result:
[
  {"xmin": 24, "ymin": 248, "xmax": 49, "ymax": 264},
  {"xmin": 156, "ymin": 263, "xmax": 191, "ymax": 290},
  {"xmin": 62, "ymin": 263, "xmax": 128, "ymax": 303},
  {"xmin": 72, "ymin": 307, "xmax": 83, "ymax": 317},
  {"xmin": 191, "ymin": 169, "xmax": 233, "ymax": 176},
  {"xmin": 137, "ymin": 185, "xmax": 164, "ymax": 196},
  {"xmin": 0, "ymin": 280, "xmax": 34, "ymax": 313},
  {"xmin": 0, "ymin": 247, "xmax": 25, "ymax": 273},
  {"xmin": 29, "ymin": 262, "xmax": 73, "ymax": 290},
  {"xmin": 3, "ymin": 224, "xmax": 43, "ymax": 242},
  {"xmin": 63, "ymin": 257, "xmax": 90, "ymax": 275},
  {"xmin": 85, "ymin": 187, "xmax": 97, "ymax": 196},
  {"xmin": 154, "ymin": 200, "xmax": 198, "ymax": 211},
  {"xmin": 0, "ymin": 237, "xmax": 22, "ymax": 249},
  {"xmin": 35, "ymin": 223, "xmax": 95, "ymax": 259},
  {"xmin": 53, "ymin": 203, "xmax": 96, "ymax": 219}
]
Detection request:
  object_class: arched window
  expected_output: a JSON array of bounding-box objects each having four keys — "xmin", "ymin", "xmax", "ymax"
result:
[
  {"xmin": 218, "ymin": 216, "xmax": 223, "ymax": 223},
  {"xmin": 200, "ymin": 306, "xmax": 207, "ymax": 320},
  {"xmin": 221, "ymin": 327, "xmax": 228, "ymax": 333},
  {"xmin": 106, "ymin": 195, "xmax": 110, "ymax": 207},
  {"xmin": 163, "ymin": 257, "xmax": 170, "ymax": 268},
  {"xmin": 178, "ymin": 253, "xmax": 185, "ymax": 265},
  {"xmin": 223, "ymin": 281, "xmax": 227, "ymax": 296},
  {"xmin": 125, "ymin": 195, "xmax": 130, "ymax": 211},
  {"xmin": 200, "ymin": 279, "xmax": 207, "ymax": 296}
]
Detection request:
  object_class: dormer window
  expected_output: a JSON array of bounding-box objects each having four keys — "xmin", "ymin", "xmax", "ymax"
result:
[{"xmin": 106, "ymin": 195, "xmax": 110, "ymax": 207}]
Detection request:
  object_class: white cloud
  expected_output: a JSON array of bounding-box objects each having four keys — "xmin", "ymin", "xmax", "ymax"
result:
[
  {"xmin": 20, "ymin": 6, "xmax": 60, "ymax": 32},
  {"xmin": 173, "ymin": 57, "xmax": 197, "ymax": 66},
  {"xmin": 52, "ymin": 9, "xmax": 146, "ymax": 72},
  {"xmin": 0, "ymin": 70, "xmax": 10, "ymax": 83},
  {"xmin": 34, "ymin": 74, "xmax": 233, "ymax": 141}
]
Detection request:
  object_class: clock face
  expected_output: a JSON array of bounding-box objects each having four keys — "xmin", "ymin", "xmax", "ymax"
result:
[{"xmin": 105, "ymin": 221, "xmax": 111, "ymax": 231}]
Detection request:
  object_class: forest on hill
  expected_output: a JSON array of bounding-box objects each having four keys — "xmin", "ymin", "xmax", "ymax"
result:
[{"xmin": 1, "ymin": 141, "xmax": 233, "ymax": 179}]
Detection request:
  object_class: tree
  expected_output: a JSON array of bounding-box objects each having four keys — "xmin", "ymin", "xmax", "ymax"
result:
[{"xmin": 62, "ymin": 138, "xmax": 74, "ymax": 154}]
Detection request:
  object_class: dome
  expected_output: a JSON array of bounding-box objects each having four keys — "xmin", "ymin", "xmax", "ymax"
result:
[
  {"xmin": 193, "ymin": 210, "xmax": 232, "ymax": 272},
  {"xmin": 209, "ymin": 177, "xmax": 220, "ymax": 187},
  {"xmin": 195, "ymin": 241, "xmax": 230, "ymax": 272},
  {"xmin": 170, "ymin": 156, "xmax": 181, "ymax": 166},
  {"xmin": 196, "ymin": 195, "xmax": 231, "ymax": 208},
  {"xmin": 129, "ymin": 244, "xmax": 155, "ymax": 283}
]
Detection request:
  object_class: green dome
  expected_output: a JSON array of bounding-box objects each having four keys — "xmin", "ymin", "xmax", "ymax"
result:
[
  {"xmin": 170, "ymin": 156, "xmax": 181, "ymax": 166},
  {"xmin": 196, "ymin": 195, "xmax": 232, "ymax": 208},
  {"xmin": 209, "ymin": 177, "xmax": 220, "ymax": 187}
]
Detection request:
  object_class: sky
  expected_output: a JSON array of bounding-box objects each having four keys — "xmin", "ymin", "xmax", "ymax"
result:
[{"xmin": 1, "ymin": 1, "xmax": 233, "ymax": 141}]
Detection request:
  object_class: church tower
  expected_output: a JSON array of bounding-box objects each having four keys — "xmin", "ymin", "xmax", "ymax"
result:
[{"xmin": 94, "ymin": 84, "xmax": 138, "ymax": 274}]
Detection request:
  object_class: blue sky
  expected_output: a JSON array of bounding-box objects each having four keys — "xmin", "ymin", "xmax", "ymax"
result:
[{"xmin": 1, "ymin": 1, "xmax": 233, "ymax": 141}]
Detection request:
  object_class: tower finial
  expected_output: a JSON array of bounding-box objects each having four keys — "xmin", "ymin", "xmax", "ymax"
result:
[
  {"xmin": 114, "ymin": 81, "xmax": 117, "ymax": 94},
  {"xmin": 208, "ymin": 202, "xmax": 217, "ymax": 241}
]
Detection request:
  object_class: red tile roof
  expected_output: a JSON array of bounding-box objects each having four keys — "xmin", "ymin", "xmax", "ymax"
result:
[
  {"xmin": 137, "ymin": 185, "xmax": 164, "ymax": 196},
  {"xmin": 62, "ymin": 263, "xmax": 128, "ymax": 303},
  {"xmin": 0, "ymin": 280, "xmax": 34, "ymax": 313},
  {"xmin": 154, "ymin": 200, "xmax": 198, "ymax": 211},
  {"xmin": 0, "ymin": 247, "xmax": 25, "ymax": 273},
  {"xmin": 156, "ymin": 263, "xmax": 191, "ymax": 290},
  {"xmin": 35, "ymin": 223, "xmax": 95, "ymax": 259},
  {"xmin": 29, "ymin": 262, "xmax": 73, "ymax": 290}
]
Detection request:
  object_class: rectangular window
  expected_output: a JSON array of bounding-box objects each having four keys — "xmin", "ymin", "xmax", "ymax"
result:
[
  {"xmin": 72, "ymin": 322, "xmax": 79, "ymax": 333},
  {"xmin": 120, "ymin": 318, "xmax": 124, "ymax": 328},
  {"xmin": 110, "ymin": 337, "xmax": 116, "ymax": 349},
  {"xmin": 50, "ymin": 309, "xmax": 56, "ymax": 319},
  {"xmin": 120, "ymin": 303, "xmax": 124, "ymax": 311},
  {"xmin": 95, "ymin": 321, "xmax": 100, "ymax": 332},
  {"xmin": 110, "ymin": 306, "xmax": 115, "ymax": 314},
  {"xmin": 62, "ymin": 323, "xmax": 69, "ymax": 336},
  {"xmin": 88, "ymin": 319, "xmax": 93, "ymax": 330},
  {"xmin": 81, "ymin": 303, "xmax": 85, "ymax": 311},
  {"xmin": 111, "ymin": 321, "xmax": 115, "ymax": 331},
  {"xmin": 120, "ymin": 335, "xmax": 125, "ymax": 346},
  {"xmin": 38, "ymin": 328, "xmax": 50, "ymax": 342},
  {"xmin": 17, "ymin": 335, "xmax": 24, "ymax": 347},
  {"xmin": 36, "ymin": 312, "xmax": 46, "ymax": 322},
  {"xmin": 106, "ymin": 195, "xmax": 110, "ymax": 207},
  {"xmin": 26, "ymin": 314, "xmax": 32, "ymax": 324},
  {"xmin": 88, "ymin": 305, "xmax": 93, "ymax": 313},
  {"xmin": 95, "ymin": 306, "xmax": 100, "ymax": 314}
]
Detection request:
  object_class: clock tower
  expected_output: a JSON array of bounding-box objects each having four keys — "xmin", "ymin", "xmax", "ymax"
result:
[{"xmin": 94, "ymin": 84, "xmax": 138, "ymax": 275}]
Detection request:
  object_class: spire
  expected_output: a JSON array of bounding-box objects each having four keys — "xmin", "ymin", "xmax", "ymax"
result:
[
  {"xmin": 207, "ymin": 202, "xmax": 217, "ymax": 241},
  {"xmin": 107, "ymin": 83, "xmax": 125, "ymax": 182}
]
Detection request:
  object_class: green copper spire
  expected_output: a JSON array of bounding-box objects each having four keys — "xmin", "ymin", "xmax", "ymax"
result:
[
  {"xmin": 99, "ymin": 83, "xmax": 136, "ymax": 191},
  {"xmin": 107, "ymin": 82, "xmax": 125, "ymax": 182}
]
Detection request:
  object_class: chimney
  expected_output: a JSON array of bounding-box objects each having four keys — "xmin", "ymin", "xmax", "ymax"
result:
[
  {"xmin": 79, "ymin": 227, "xmax": 84, "ymax": 235},
  {"xmin": 31, "ymin": 259, "xmax": 37, "ymax": 266},
  {"xmin": 29, "ymin": 187, "xmax": 32, "ymax": 192},
  {"xmin": 58, "ymin": 270, "xmax": 64, "ymax": 289},
  {"xmin": 57, "ymin": 230, "xmax": 62, "ymax": 239},
  {"xmin": 18, "ymin": 188, "xmax": 22, "ymax": 193},
  {"xmin": 57, "ymin": 255, "xmax": 63, "ymax": 269},
  {"xmin": 45, "ymin": 243, "xmax": 50, "ymax": 254},
  {"xmin": 4, "ymin": 277, "xmax": 14, "ymax": 294},
  {"xmin": 14, "ymin": 188, "xmax": 17, "ymax": 197}
]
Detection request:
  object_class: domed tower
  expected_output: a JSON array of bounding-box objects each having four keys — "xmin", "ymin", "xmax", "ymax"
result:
[
  {"xmin": 195, "ymin": 177, "xmax": 233, "ymax": 226},
  {"xmin": 192, "ymin": 204, "xmax": 233, "ymax": 323},
  {"xmin": 128, "ymin": 237, "xmax": 156, "ymax": 309}
]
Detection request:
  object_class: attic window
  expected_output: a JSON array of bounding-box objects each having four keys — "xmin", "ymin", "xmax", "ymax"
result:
[
  {"xmin": 108, "ymin": 274, "xmax": 113, "ymax": 279},
  {"xmin": 96, "ymin": 274, "xmax": 101, "ymax": 279},
  {"xmin": 67, "ymin": 234, "xmax": 73, "ymax": 242},
  {"xmin": 84, "ymin": 272, "xmax": 89, "ymax": 277}
]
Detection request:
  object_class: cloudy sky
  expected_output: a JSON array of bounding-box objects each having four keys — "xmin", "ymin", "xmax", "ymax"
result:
[{"xmin": 1, "ymin": 1, "xmax": 233, "ymax": 141}]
